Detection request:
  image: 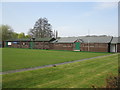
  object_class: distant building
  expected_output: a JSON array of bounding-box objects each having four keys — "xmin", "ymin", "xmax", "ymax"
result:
[{"xmin": 3, "ymin": 36, "xmax": 120, "ymax": 53}]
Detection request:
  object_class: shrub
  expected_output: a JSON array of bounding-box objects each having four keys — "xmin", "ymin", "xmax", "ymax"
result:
[{"xmin": 92, "ymin": 74, "xmax": 119, "ymax": 89}]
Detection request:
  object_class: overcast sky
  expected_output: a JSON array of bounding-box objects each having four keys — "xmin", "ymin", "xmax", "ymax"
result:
[{"xmin": 1, "ymin": 2, "xmax": 118, "ymax": 37}]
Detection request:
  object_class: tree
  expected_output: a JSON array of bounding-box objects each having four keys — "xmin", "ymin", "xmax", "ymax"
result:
[
  {"xmin": 0, "ymin": 25, "xmax": 14, "ymax": 41},
  {"xmin": 28, "ymin": 17, "xmax": 54, "ymax": 38},
  {"xmin": 25, "ymin": 35, "xmax": 31, "ymax": 38},
  {"xmin": 12, "ymin": 32, "xmax": 19, "ymax": 39},
  {"xmin": 18, "ymin": 32, "xmax": 25, "ymax": 39}
]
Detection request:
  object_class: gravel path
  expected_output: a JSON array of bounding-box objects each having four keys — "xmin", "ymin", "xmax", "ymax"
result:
[{"xmin": 0, "ymin": 54, "xmax": 117, "ymax": 75}]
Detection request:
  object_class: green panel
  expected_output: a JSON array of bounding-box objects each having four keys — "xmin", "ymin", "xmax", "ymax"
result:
[
  {"xmin": 5, "ymin": 42, "xmax": 8, "ymax": 47},
  {"xmin": 32, "ymin": 42, "xmax": 35, "ymax": 48},
  {"xmin": 29, "ymin": 42, "xmax": 31, "ymax": 49},
  {"xmin": 29, "ymin": 42, "xmax": 34, "ymax": 49},
  {"xmin": 75, "ymin": 42, "xmax": 80, "ymax": 50}
]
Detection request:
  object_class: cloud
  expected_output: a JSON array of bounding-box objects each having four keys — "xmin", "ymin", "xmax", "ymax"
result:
[
  {"xmin": 94, "ymin": 2, "xmax": 118, "ymax": 10},
  {"xmin": 81, "ymin": 2, "xmax": 118, "ymax": 17},
  {"xmin": 80, "ymin": 2, "xmax": 118, "ymax": 17}
]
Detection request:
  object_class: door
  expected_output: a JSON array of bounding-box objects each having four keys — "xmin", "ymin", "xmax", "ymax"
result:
[
  {"xmin": 5, "ymin": 42, "xmax": 8, "ymax": 47},
  {"xmin": 110, "ymin": 44, "xmax": 116, "ymax": 52},
  {"xmin": 29, "ymin": 42, "xmax": 34, "ymax": 49},
  {"xmin": 75, "ymin": 42, "xmax": 80, "ymax": 50}
]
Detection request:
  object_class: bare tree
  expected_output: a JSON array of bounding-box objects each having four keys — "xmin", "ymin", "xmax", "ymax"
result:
[{"xmin": 28, "ymin": 18, "xmax": 54, "ymax": 38}]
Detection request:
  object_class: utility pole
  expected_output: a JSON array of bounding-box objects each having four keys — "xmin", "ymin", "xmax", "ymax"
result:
[
  {"xmin": 88, "ymin": 29, "xmax": 90, "ymax": 52},
  {"xmin": 56, "ymin": 30, "xmax": 58, "ymax": 39},
  {"xmin": 54, "ymin": 30, "xmax": 56, "ymax": 38}
]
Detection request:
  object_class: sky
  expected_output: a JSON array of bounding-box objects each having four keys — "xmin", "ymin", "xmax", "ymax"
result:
[{"xmin": 1, "ymin": 2, "xmax": 118, "ymax": 37}]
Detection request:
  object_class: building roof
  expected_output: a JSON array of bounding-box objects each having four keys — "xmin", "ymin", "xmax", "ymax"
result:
[
  {"xmin": 53, "ymin": 36, "xmax": 120, "ymax": 44},
  {"xmin": 6, "ymin": 38, "xmax": 31, "ymax": 41},
  {"xmin": 6, "ymin": 38, "xmax": 55, "ymax": 42},
  {"xmin": 52, "ymin": 37, "xmax": 84, "ymax": 43},
  {"xmin": 35, "ymin": 38, "xmax": 55, "ymax": 41},
  {"xmin": 4, "ymin": 37, "xmax": 120, "ymax": 43},
  {"xmin": 82, "ymin": 36, "xmax": 112, "ymax": 43},
  {"xmin": 111, "ymin": 37, "xmax": 120, "ymax": 44}
]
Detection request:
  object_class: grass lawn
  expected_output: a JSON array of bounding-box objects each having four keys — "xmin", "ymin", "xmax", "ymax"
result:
[
  {"xmin": 2, "ymin": 54, "xmax": 118, "ymax": 88},
  {"xmin": 2, "ymin": 48, "xmax": 111, "ymax": 72}
]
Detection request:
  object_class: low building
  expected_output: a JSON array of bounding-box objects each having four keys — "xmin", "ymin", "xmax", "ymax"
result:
[
  {"xmin": 4, "ymin": 38, "xmax": 56, "ymax": 49},
  {"xmin": 80, "ymin": 36, "xmax": 112, "ymax": 52},
  {"xmin": 3, "ymin": 36, "xmax": 120, "ymax": 53},
  {"xmin": 52, "ymin": 36, "xmax": 120, "ymax": 52}
]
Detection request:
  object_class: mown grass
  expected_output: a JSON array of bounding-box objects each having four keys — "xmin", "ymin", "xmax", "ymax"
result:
[
  {"xmin": 2, "ymin": 54, "xmax": 118, "ymax": 88},
  {"xmin": 2, "ymin": 48, "xmax": 111, "ymax": 71}
]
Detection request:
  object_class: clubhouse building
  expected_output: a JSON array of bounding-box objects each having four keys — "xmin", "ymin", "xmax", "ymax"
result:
[{"xmin": 3, "ymin": 36, "xmax": 120, "ymax": 53}]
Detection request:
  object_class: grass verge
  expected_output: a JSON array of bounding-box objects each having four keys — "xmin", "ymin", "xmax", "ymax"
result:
[{"xmin": 2, "ymin": 54, "xmax": 118, "ymax": 88}]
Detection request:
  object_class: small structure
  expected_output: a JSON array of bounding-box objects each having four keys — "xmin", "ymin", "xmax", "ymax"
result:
[
  {"xmin": 4, "ymin": 38, "xmax": 56, "ymax": 49},
  {"xmin": 110, "ymin": 37, "xmax": 120, "ymax": 52}
]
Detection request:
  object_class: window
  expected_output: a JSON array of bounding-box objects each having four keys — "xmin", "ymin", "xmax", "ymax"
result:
[
  {"xmin": 13, "ymin": 42, "xmax": 17, "ymax": 44},
  {"xmin": 90, "ymin": 46, "xmax": 94, "ymax": 47},
  {"xmin": 17, "ymin": 42, "xmax": 20, "ymax": 44},
  {"xmin": 8, "ymin": 42, "xmax": 12, "ymax": 45},
  {"xmin": 35, "ymin": 42, "xmax": 39, "ymax": 45},
  {"xmin": 63, "ymin": 44, "xmax": 72, "ymax": 47},
  {"xmin": 23, "ymin": 42, "xmax": 26, "ymax": 45}
]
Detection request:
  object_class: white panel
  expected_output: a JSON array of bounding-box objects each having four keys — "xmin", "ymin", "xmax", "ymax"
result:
[
  {"xmin": 110, "ymin": 44, "xmax": 116, "ymax": 52},
  {"xmin": 8, "ymin": 42, "xmax": 12, "ymax": 45}
]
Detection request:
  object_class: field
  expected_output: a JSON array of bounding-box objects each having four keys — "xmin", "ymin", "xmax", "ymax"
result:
[
  {"xmin": 2, "ymin": 54, "xmax": 118, "ymax": 88},
  {"xmin": 2, "ymin": 48, "xmax": 111, "ymax": 71}
]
